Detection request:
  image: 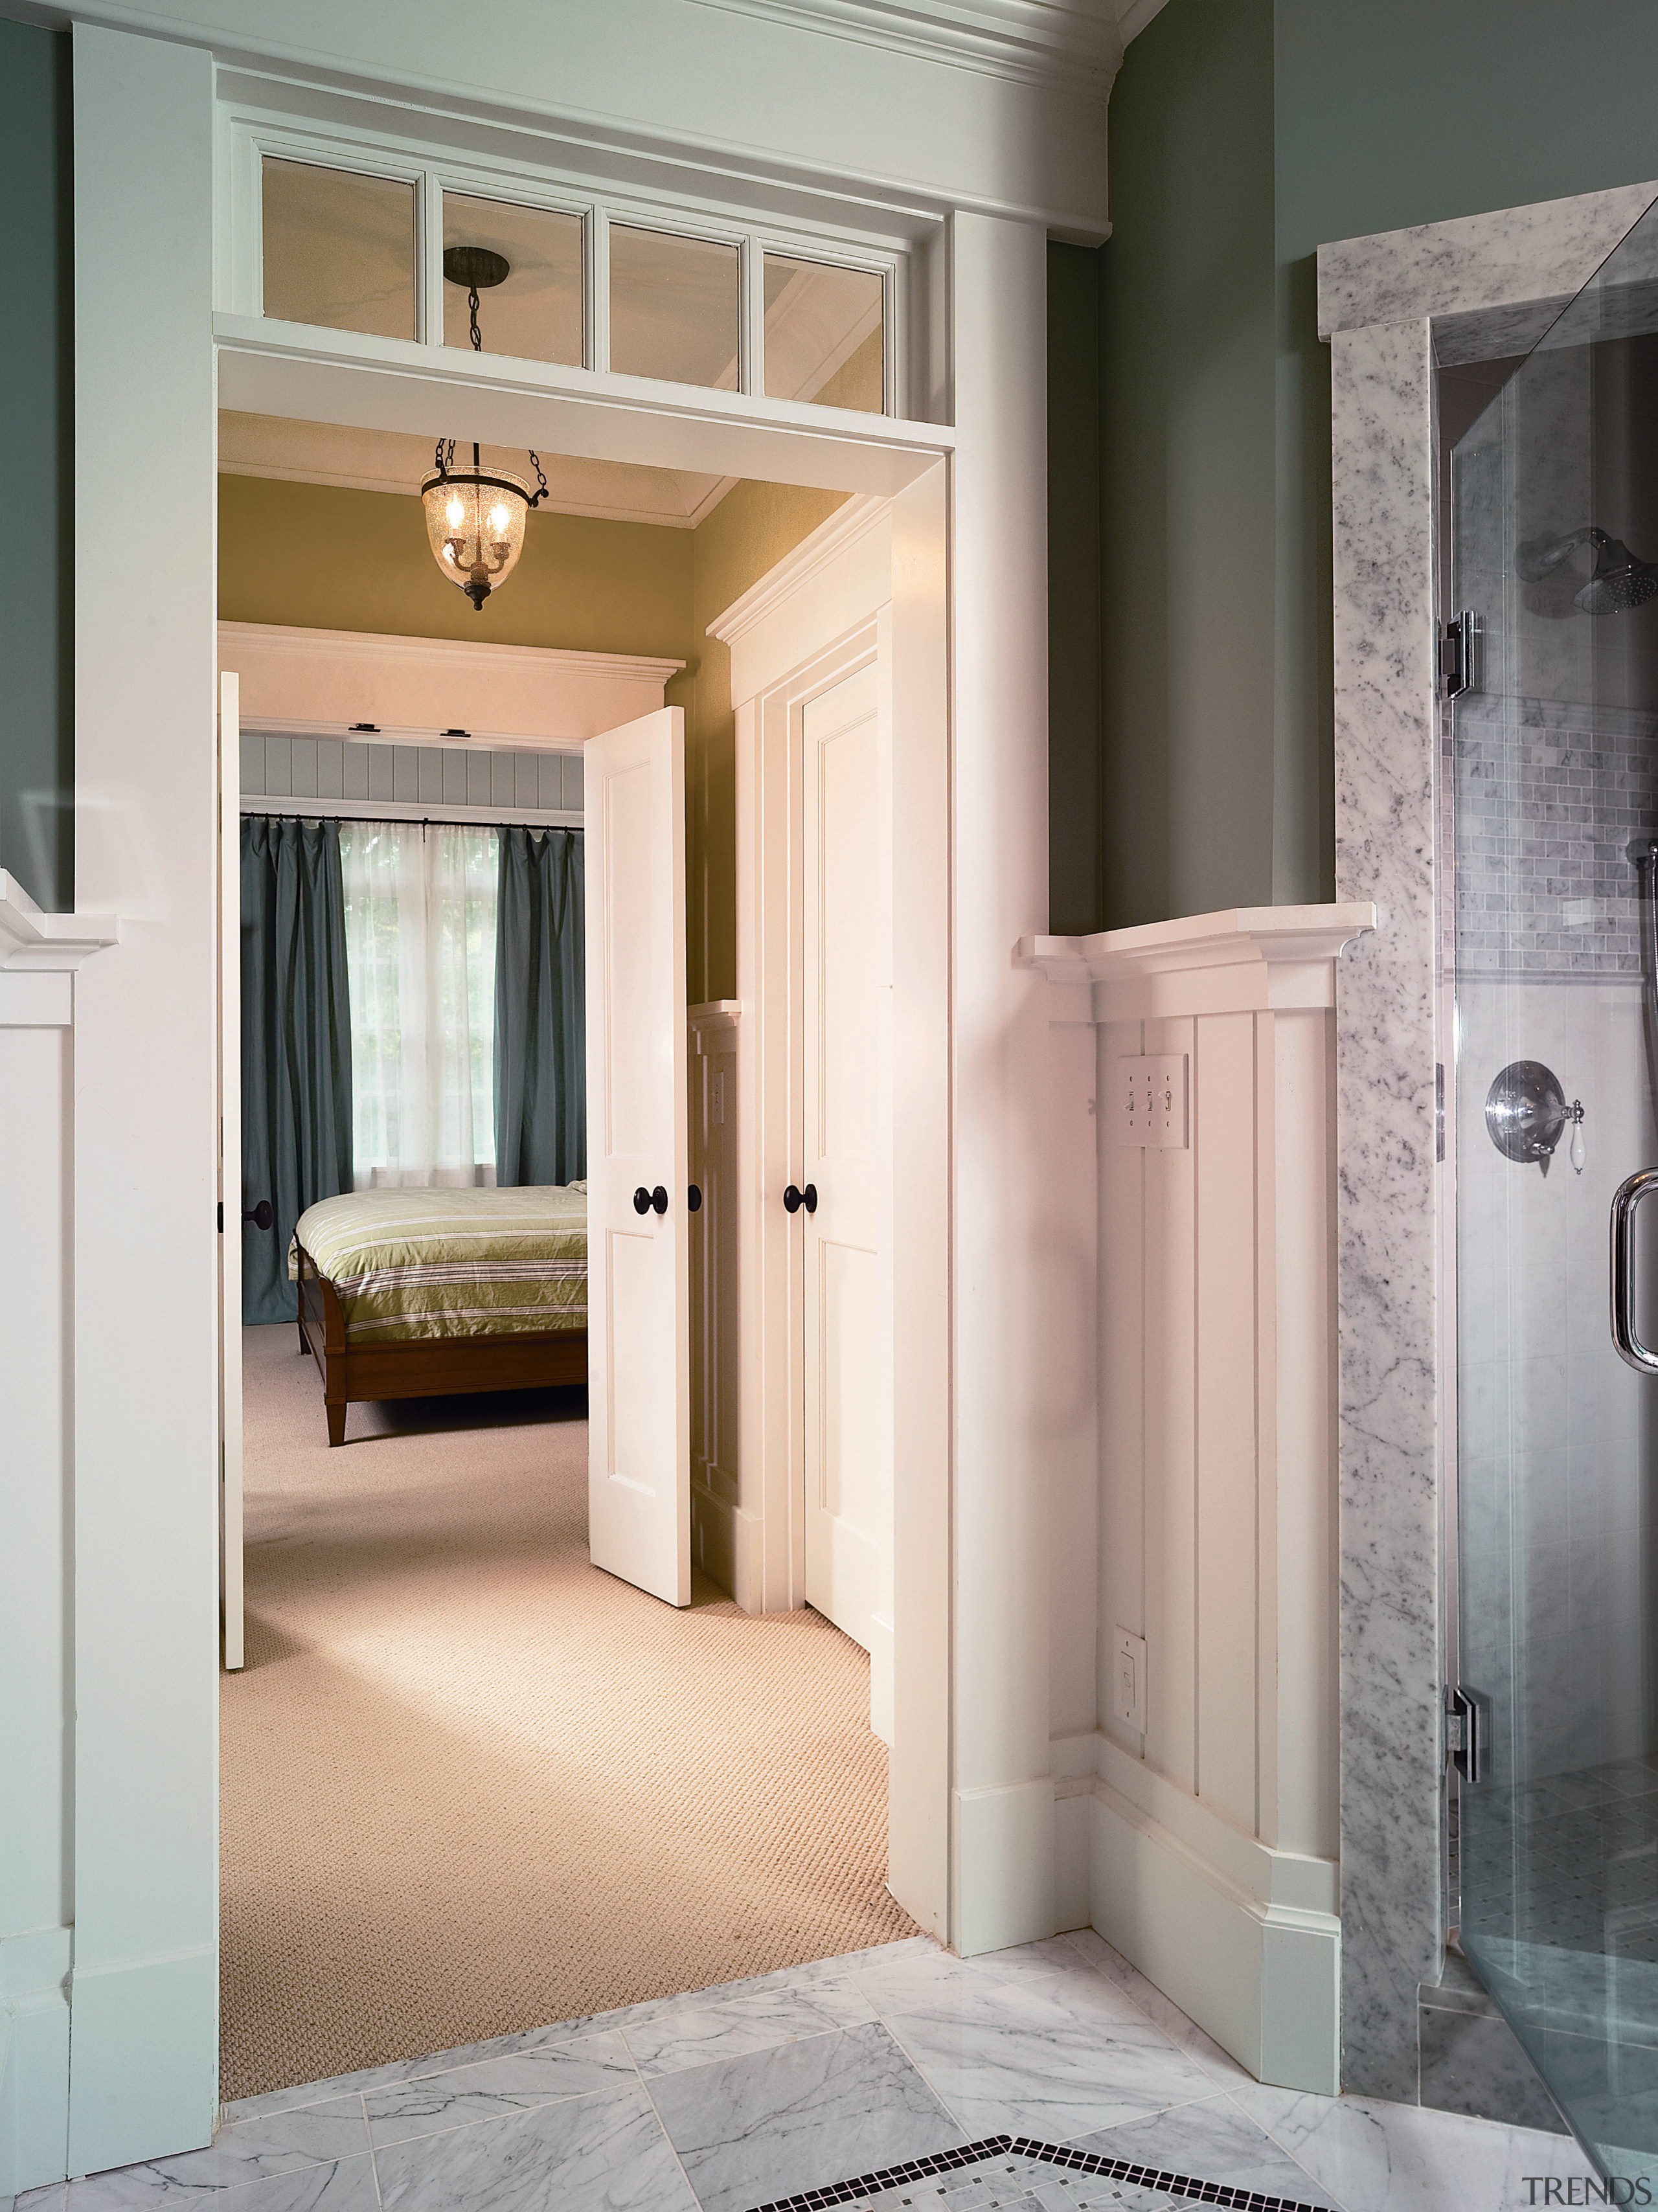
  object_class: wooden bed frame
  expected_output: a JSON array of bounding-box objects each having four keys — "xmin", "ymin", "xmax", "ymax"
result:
[{"xmin": 295, "ymin": 1241, "xmax": 588, "ymax": 1446}]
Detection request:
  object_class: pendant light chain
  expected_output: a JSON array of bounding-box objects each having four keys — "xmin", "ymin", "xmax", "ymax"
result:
[{"xmin": 423, "ymin": 247, "xmax": 547, "ymax": 605}]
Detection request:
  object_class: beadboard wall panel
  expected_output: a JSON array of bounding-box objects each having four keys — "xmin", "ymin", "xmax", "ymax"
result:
[{"xmin": 1026, "ymin": 903, "xmax": 1370, "ymax": 2095}]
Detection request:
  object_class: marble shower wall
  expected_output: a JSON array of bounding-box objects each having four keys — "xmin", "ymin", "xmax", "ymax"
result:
[{"xmin": 1320, "ymin": 180, "xmax": 1658, "ymax": 2104}]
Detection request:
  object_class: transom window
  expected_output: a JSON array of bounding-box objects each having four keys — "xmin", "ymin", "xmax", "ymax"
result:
[{"xmin": 253, "ymin": 146, "xmax": 895, "ymax": 416}]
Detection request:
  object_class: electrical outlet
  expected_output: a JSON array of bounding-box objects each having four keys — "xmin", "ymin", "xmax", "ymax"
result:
[
  {"xmin": 1115, "ymin": 1055, "xmax": 1188, "ymax": 1149},
  {"xmin": 1113, "ymin": 1629, "xmax": 1148, "ymax": 1735},
  {"xmin": 710, "ymin": 1070, "xmax": 725, "ymax": 1127}
]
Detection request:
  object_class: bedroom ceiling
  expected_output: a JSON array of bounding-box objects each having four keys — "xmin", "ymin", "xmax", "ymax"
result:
[{"xmin": 218, "ymin": 412, "xmax": 735, "ymax": 531}]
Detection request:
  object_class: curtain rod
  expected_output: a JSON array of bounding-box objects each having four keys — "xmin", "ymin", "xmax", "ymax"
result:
[
  {"xmin": 244, "ymin": 807, "xmax": 581, "ymax": 835},
  {"xmin": 240, "ymin": 800, "xmax": 580, "ymax": 832}
]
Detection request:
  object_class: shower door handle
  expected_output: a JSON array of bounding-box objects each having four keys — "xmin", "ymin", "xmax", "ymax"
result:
[{"xmin": 1611, "ymin": 1168, "xmax": 1658, "ymax": 1373}]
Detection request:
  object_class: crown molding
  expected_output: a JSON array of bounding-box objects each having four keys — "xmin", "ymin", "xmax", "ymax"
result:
[
  {"xmin": 1021, "ymin": 905, "xmax": 1378, "ymax": 1015},
  {"xmin": 218, "ymin": 623, "xmax": 683, "ymax": 690},
  {"xmin": 707, "ymin": 493, "xmax": 888, "ymax": 646},
  {"xmin": 681, "ymin": 0, "xmax": 1125, "ymax": 97}
]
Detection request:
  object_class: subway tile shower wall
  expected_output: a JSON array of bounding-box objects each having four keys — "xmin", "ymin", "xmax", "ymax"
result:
[{"xmin": 1453, "ymin": 695, "xmax": 1658, "ymax": 974}]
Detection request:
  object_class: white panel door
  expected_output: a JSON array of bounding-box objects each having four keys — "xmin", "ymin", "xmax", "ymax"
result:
[
  {"xmin": 585, "ymin": 706, "xmax": 692, "ymax": 1607},
  {"xmin": 802, "ymin": 664, "xmax": 886, "ymax": 1651},
  {"xmin": 218, "ymin": 671, "xmax": 245, "ymax": 1672}
]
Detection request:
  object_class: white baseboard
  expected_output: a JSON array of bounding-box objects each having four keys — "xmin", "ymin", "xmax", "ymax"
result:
[
  {"xmin": 869, "ymin": 1613, "xmax": 894, "ymax": 1746},
  {"xmin": 1054, "ymin": 1781, "xmax": 1091, "ymax": 1932},
  {"xmin": 66, "ymin": 1945, "xmax": 216, "ymax": 2178},
  {"xmin": 953, "ymin": 1777, "xmax": 1055, "ymax": 1957},
  {"xmin": 690, "ymin": 1467, "xmax": 737, "ymax": 1596},
  {"xmin": 0, "ymin": 1928, "xmax": 71, "ymax": 2195},
  {"xmin": 731, "ymin": 1502, "xmax": 765, "ymax": 1614},
  {"xmin": 1088, "ymin": 1783, "xmax": 1339, "ymax": 2094}
]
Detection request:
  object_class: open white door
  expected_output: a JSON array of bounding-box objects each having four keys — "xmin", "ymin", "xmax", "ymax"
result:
[
  {"xmin": 585, "ymin": 706, "xmax": 692, "ymax": 1608},
  {"xmin": 801, "ymin": 664, "xmax": 887, "ymax": 1661},
  {"xmin": 218, "ymin": 671, "xmax": 245, "ymax": 1671}
]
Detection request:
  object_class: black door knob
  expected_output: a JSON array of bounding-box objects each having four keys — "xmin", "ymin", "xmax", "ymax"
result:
[
  {"xmin": 783, "ymin": 1182, "xmax": 818, "ymax": 1215},
  {"xmin": 633, "ymin": 1184, "xmax": 669, "ymax": 1215},
  {"xmin": 243, "ymin": 1199, "xmax": 275, "ymax": 1231},
  {"xmin": 687, "ymin": 1184, "xmax": 703, "ymax": 1213}
]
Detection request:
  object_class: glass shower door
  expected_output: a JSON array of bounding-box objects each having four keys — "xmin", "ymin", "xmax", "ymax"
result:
[{"xmin": 1453, "ymin": 194, "xmax": 1658, "ymax": 2178}]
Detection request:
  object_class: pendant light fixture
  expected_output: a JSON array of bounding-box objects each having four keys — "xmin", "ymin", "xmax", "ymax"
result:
[{"xmin": 420, "ymin": 246, "xmax": 551, "ymax": 611}]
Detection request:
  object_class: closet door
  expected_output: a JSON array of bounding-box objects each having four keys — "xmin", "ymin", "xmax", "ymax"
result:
[
  {"xmin": 218, "ymin": 670, "xmax": 245, "ymax": 1671},
  {"xmin": 584, "ymin": 706, "xmax": 692, "ymax": 1608},
  {"xmin": 801, "ymin": 664, "xmax": 886, "ymax": 1653}
]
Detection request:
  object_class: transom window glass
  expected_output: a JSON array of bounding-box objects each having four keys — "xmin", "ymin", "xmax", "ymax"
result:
[
  {"xmin": 442, "ymin": 193, "xmax": 583, "ymax": 367},
  {"xmin": 609, "ymin": 225, "xmax": 739, "ymax": 391},
  {"xmin": 261, "ymin": 158, "xmax": 416, "ymax": 341},
  {"xmin": 763, "ymin": 254, "xmax": 883, "ymax": 413}
]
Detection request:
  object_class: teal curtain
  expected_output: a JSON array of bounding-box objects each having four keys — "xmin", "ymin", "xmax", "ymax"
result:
[
  {"xmin": 241, "ymin": 815, "xmax": 354, "ymax": 1324},
  {"xmin": 494, "ymin": 825, "xmax": 584, "ymax": 1185}
]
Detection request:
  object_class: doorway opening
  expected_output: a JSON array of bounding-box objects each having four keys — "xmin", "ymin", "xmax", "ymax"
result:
[{"xmin": 216, "ymin": 414, "xmax": 918, "ymax": 2101}]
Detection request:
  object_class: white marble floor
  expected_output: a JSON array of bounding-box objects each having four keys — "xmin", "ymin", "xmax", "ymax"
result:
[{"xmin": 14, "ymin": 1930, "xmax": 1597, "ymax": 2212}]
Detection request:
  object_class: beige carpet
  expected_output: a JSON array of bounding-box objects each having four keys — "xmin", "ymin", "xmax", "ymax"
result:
[{"xmin": 221, "ymin": 1324, "xmax": 916, "ymax": 2101}]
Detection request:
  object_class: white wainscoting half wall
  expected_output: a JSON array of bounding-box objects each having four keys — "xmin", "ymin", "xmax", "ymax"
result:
[
  {"xmin": 688, "ymin": 1002, "xmax": 742, "ymax": 1598},
  {"xmin": 1026, "ymin": 903, "xmax": 1374, "ymax": 2096}
]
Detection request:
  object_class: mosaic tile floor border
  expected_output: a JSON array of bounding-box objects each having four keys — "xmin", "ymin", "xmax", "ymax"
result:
[{"xmin": 747, "ymin": 2132, "xmax": 1324, "ymax": 2212}]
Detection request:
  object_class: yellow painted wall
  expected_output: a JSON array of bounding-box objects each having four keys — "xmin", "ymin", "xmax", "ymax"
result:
[
  {"xmin": 217, "ymin": 475, "xmax": 694, "ymax": 659},
  {"xmin": 218, "ymin": 471, "xmax": 844, "ymax": 1000}
]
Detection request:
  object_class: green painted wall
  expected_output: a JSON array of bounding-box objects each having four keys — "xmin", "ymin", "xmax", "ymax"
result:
[
  {"xmin": 1069, "ymin": 0, "xmax": 1658, "ymax": 932},
  {"xmin": 1092, "ymin": 0, "xmax": 1277, "ymax": 931},
  {"xmin": 0, "ymin": 21, "xmax": 73, "ymax": 912}
]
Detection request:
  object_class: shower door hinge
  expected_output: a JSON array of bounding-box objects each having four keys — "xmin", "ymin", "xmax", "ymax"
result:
[
  {"xmin": 1448, "ymin": 1684, "xmax": 1489, "ymax": 1783},
  {"xmin": 1436, "ymin": 1063, "xmax": 1445, "ymax": 1162},
  {"xmin": 1441, "ymin": 610, "xmax": 1477, "ymax": 698}
]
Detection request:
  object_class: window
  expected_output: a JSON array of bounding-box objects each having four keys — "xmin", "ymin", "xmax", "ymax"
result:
[
  {"xmin": 442, "ymin": 192, "xmax": 583, "ymax": 366},
  {"xmin": 763, "ymin": 254, "xmax": 883, "ymax": 412},
  {"xmin": 340, "ymin": 822, "xmax": 497, "ymax": 1186},
  {"xmin": 609, "ymin": 225, "xmax": 740, "ymax": 390},
  {"xmin": 261, "ymin": 158, "xmax": 417, "ymax": 341},
  {"xmin": 244, "ymin": 124, "xmax": 902, "ymax": 414}
]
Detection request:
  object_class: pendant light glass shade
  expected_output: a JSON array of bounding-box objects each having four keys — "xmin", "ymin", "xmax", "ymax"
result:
[{"xmin": 420, "ymin": 460, "xmax": 533, "ymax": 611}]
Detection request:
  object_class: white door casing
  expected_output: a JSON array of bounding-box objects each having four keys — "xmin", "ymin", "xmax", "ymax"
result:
[
  {"xmin": 801, "ymin": 664, "xmax": 888, "ymax": 1660},
  {"xmin": 219, "ymin": 670, "xmax": 244, "ymax": 1674},
  {"xmin": 584, "ymin": 706, "xmax": 692, "ymax": 1608}
]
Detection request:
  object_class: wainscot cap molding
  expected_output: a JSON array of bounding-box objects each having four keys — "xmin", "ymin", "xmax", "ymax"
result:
[
  {"xmin": 1019, "ymin": 903, "xmax": 1376, "ymax": 1019},
  {"xmin": 1315, "ymin": 180, "xmax": 1658, "ymax": 359},
  {"xmin": 0, "ymin": 872, "xmax": 120, "ymax": 971},
  {"xmin": 706, "ymin": 495, "xmax": 890, "ymax": 648}
]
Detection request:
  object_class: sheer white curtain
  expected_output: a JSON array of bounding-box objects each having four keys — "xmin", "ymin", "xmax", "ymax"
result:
[{"xmin": 339, "ymin": 822, "xmax": 498, "ymax": 1187}]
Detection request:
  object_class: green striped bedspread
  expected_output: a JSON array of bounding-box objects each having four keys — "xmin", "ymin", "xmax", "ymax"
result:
[{"xmin": 290, "ymin": 1185, "xmax": 587, "ymax": 1343}]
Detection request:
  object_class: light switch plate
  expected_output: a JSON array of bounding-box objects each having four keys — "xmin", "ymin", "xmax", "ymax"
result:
[
  {"xmin": 1113, "ymin": 1629, "xmax": 1148, "ymax": 1735},
  {"xmin": 1115, "ymin": 1055, "xmax": 1188, "ymax": 1149}
]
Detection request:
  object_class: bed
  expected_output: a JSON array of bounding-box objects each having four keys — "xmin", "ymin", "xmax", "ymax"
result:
[{"xmin": 291, "ymin": 1184, "xmax": 589, "ymax": 1445}]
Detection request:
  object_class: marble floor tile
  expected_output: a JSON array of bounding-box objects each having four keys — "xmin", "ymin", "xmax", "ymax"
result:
[
  {"xmin": 363, "ymin": 2027, "xmax": 639, "ymax": 2146},
  {"xmin": 648, "ymin": 2018, "xmax": 964, "ymax": 2212},
  {"xmin": 1072, "ymin": 2090, "xmax": 1341, "ymax": 2207},
  {"xmin": 624, "ymin": 1979, "xmax": 876, "ymax": 2077},
  {"xmin": 16, "ymin": 2189, "xmax": 68, "ymax": 2212},
  {"xmin": 62, "ymin": 2154, "xmax": 380, "ymax": 2210},
  {"xmin": 374, "ymin": 2079, "xmax": 694, "ymax": 2212},
  {"xmin": 1060, "ymin": 1928, "xmax": 1253, "ymax": 2087},
  {"xmin": 883, "ymin": 1975, "xmax": 1220, "ymax": 2139},
  {"xmin": 1231, "ymin": 2082, "xmax": 1597, "ymax": 2212}
]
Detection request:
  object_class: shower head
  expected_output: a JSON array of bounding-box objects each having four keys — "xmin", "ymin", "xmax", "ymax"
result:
[
  {"xmin": 1575, "ymin": 534, "xmax": 1658, "ymax": 614},
  {"xmin": 1515, "ymin": 524, "xmax": 1658, "ymax": 613}
]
